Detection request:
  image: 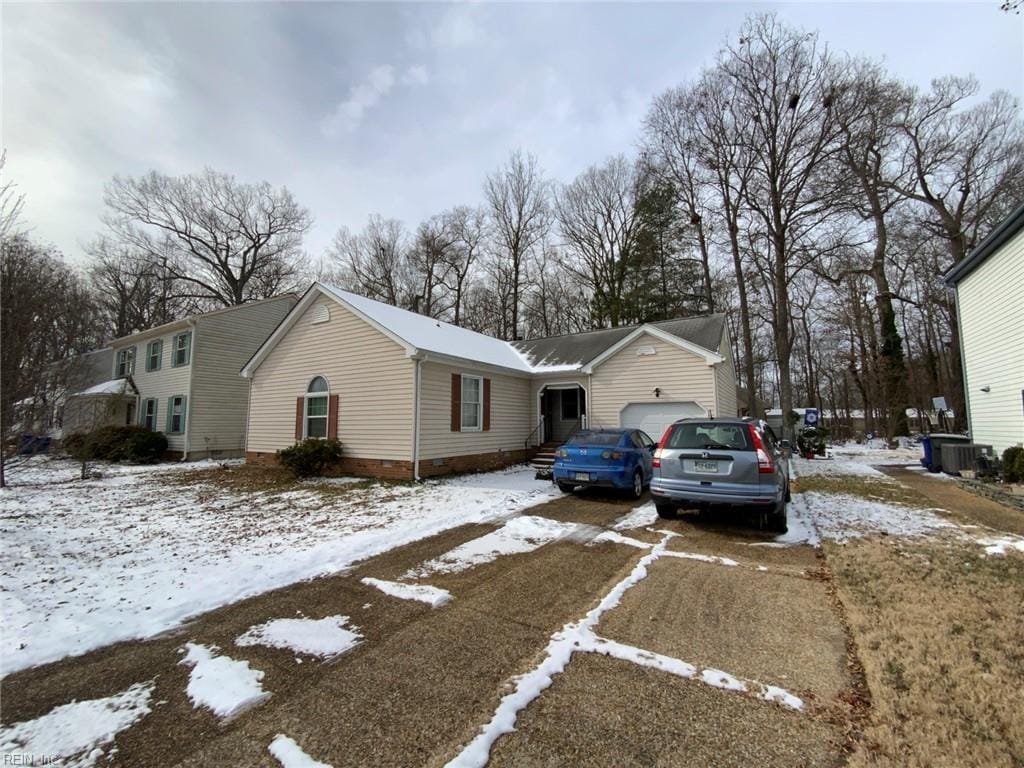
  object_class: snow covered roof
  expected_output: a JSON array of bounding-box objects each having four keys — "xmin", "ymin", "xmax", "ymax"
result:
[
  {"xmin": 319, "ymin": 285, "xmax": 534, "ymax": 373},
  {"xmin": 243, "ymin": 283, "xmax": 729, "ymax": 378},
  {"xmin": 74, "ymin": 378, "xmax": 137, "ymax": 397}
]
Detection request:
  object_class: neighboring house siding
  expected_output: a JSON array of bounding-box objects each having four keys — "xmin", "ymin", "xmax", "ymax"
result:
[
  {"xmin": 189, "ymin": 296, "xmax": 296, "ymax": 457},
  {"xmin": 418, "ymin": 361, "xmax": 531, "ymax": 460},
  {"xmin": 589, "ymin": 333, "xmax": 717, "ymax": 428},
  {"xmin": 958, "ymin": 230, "xmax": 1024, "ymax": 454},
  {"xmin": 113, "ymin": 334, "xmax": 192, "ymax": 451},
  {"xmin": 247, "ymin": 300, "xmax": 415, "ymax": 459},
  {"xmin": 715, "ymin": 328, "xmax": 738, "ymax": 418}
]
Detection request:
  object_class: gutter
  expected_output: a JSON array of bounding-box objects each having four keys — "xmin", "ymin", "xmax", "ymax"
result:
[
  {"xmin": 412, "ymin": 354, "xmax": 424, "ymax": 482},
  {"xmin": 182, "ymin": 318, "xmax": 197, "ymax": 461}
]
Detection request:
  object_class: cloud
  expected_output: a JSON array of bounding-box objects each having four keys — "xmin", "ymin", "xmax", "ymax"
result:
[
  {"xmin": 321, "ymin": 65, "xmax": 396, "ymax": 136},
  {"xmin": 430, "ymin": 7, "xmax": 482, "ymax": 48},
  {"xmin": 401, "ymin": 65, "xmax": 429, "ymax": 86}
]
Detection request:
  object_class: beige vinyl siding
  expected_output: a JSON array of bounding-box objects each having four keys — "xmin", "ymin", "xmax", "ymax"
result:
[
  {"xmin": 112, "ymin": 335, "xmax": 192, "ymax": 451},
  {"xmin": 957, "ymin": 230, "xmax": 1024, "ymax": 454},
  {"xmin": 590, "ymin": 333, "xmax": 717, "ymax": 428},
  {"xmin": 418, "ymin": 361, "xmax": 531, "ymax": 460},
  {"xmin": 189, "ymin": 295, "xmax": 296, "ymax": 457},
  {"xmin": 247, "ymin": 299, "xmax": 415, "ymax": 458},
  {"xmin": 714, "ymin": 326, "xmax": 738, "ymax": 417}
]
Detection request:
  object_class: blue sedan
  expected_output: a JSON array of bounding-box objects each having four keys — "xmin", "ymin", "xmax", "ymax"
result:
[{"xmin": 552, "ymin": 428, "xmax": 657, "ymax": 499}]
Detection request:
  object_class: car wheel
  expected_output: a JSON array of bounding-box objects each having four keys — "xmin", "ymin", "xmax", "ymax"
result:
[
  {"xmin": 629, "ymin": 470, "xmax": 643, "ymax": 499},
  {"xmin": 655, "ymin": 502, "xmax": 677, "ymax": 519},
  {"xmin": 557, "ymin": 481, "xmax": 575, "ymax": 493},
  {"xmin": 785, "ymin": 482, "xmax": 792, "ymax": 503},
  {"xmin": 768, "ymin": 496, "xmax": 788, "ymax": 533}
]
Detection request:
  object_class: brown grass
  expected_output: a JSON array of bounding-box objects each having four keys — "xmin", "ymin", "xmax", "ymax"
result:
[
  {"xmin": 796, "ymin": 475, "xmax": 933, "ymax": 508},
  {"xmin": 827, "ymin": 536, "xmax": 1024, "ymax": 767}
]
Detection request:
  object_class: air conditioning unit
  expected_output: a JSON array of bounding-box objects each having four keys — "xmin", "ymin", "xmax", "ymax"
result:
[{"xmin": 940, "ymin": 443, "xmax": 993, "ymax": 475}]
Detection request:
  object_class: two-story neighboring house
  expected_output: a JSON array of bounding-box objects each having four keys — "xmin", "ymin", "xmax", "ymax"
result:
[{"xmin": 64, "ymin": 294, "xmax": 296, "ymax": 458}]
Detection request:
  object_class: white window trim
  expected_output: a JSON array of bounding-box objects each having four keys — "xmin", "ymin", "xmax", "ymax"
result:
[
  {"xmin": 143, "ymin": 398, "xmax": 157, "ymax": 430},
  {"xmin": 169, "ymin": 396, "xmax": 185, "ymax": 435},
  {"xmin": 116, "ymin": 347, "xmax": 135, "ymax": 377},
  {"xmin": 303, "ymin": 376, "xmax": 331, "ymax": 439},
  {"xmin": 461, "ymin": 374, "xmax": 483, "ymax": 432}
]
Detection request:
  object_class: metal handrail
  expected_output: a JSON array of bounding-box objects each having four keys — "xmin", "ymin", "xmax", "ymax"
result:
[{"xmin": 525, "ymin": 416, "xmax": 545, "ymax": 450}]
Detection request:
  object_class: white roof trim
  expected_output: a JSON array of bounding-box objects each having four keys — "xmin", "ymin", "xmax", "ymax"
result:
[{"xmin": 580, "ymin": 325, "xmax": 723, "ymax": 373}]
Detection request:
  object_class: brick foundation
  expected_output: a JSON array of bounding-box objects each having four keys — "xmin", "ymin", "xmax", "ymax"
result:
[{"xmin": 245, "ymin": 448, "xmax": 531, "ymax": 481}]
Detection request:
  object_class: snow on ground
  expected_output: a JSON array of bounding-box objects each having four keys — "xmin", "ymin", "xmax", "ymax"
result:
[
  {"xmin": 269, "ymin": 734, "xmax": 333, "ymax": 768},
  {"xmin": 0, "ymin": 682, "xmax": 152, "ymax": 767},
  {"xmin": 236, "ymin": 616, "xmax": 361, "ymax": 658},
  {"xmin": 360, "ymin": 578, "xmax": 452, "ymax": 608},
  {"xmin": 612, "ymin": 501, "xmax": 658, "ymax": 530},
  {"xmin": 180, "ymin": 643, "xmax": 270, "ymax": 719},
  {"xmin": 591, "ymin": 531, "xmax": 652, "ymax": 549},
  {"xmin": 403, "ymin": 515, "xmax": 580, "ymax": 579},
  {"xmin": 0, "ymin": 459, "xmax": 558, "ymax": 674},
  {"xmin": 976, "ymin": 536, "xmax": 1024, "ymax": 556},
  {"xmin": 802, "ymin": 491, "xmax": 955, "ymax": 542}
]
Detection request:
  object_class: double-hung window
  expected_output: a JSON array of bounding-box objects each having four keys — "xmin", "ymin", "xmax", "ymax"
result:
[
  {"xmin": 305, "ymin": 376, "xmax": 329, "ymax": 438},
  {"xmin": 146, "ymin": 340, "xmax": 162, "ymax": 372},
  {"xmin": 142, "ymin": 398, "xmax": 158, "ymax": 430},
  {"xmin": 460, "ymin": 375, "xmax": 482, "ymax": 431},
  {"xmin": 167, "ymin": 396, "xmax": 186, "ymax": 434},
  {"xmin": 172, "ymin": 331, "xmax": 191, "ymax": 367},
  {"xmin": 115, "ymin": 347, "xmax": 135, "ymax": 377}
]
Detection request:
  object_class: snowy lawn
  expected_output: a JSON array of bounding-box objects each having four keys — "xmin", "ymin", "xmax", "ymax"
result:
[{"xmin": 0, "ymin": 457, "xmax": 558, "ymax": 675}]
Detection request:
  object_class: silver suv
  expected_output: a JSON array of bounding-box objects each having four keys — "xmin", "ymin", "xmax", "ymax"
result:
[{"xmin": 649, "ymin": 418, "xmax": 790, "ymax": 532}]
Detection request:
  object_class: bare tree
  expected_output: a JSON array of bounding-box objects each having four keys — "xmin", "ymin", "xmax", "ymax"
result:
[
  {"xmin": 484, "ymin": 150, "xmax": 551, "ymax": 340},
  {"xmin": 1, "ymin": 237, "xmax": 104, "ymax": 486},
  {"xmin": 0, "ymin": 151, "xmax": 26, "ymax": 240},
  {"xmin": 408, "ymin": 214, "xmax": 458, "ymax": 317},
  {"xmin": 555, "ymin": 155, "xmax": 646, "ymax": 327},
  {"xmin": 103, "ymin": 168, "xmax": 312, "ymax": 307},
  {"xmin": 441, "ymin": 205, "xmax": 488, "ymax": 326},
  {"xmin": 328, "ymin": 215, "xmax": 412, "ymax": 307}
]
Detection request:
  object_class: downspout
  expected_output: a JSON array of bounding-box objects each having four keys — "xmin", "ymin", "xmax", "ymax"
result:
[
  {"xmin": 952, "ymin": 287, "xmax": 971, "ymax": 439},
  {"xmin": 182, "ymin": 319, "xmax": 197, "ymax": 461},
  {"xmin": 412, "ymin": 354, "xmax": 423, "ymax": 482}
]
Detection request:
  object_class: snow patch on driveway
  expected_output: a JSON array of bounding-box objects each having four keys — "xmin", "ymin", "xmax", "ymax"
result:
[
  {"xmin": 404, "ymin": 515, "xmax": 580, "ymax": 578},
  {"xmin": 0, "ymin": 682, "xmax": 152, "ymax": 767},
  {"xmin": 612, "ymin": 502, "xmax": 658, "ymax": 530},
  {"xmin": 269, "ymin": 734, "xmax": 333, "ymax": 768},
  {"xmin": 179, "ymin": 643, "xmax": 270, "ymax": 719},
  {"xmin": 1, "ymin": 461, "xmax": 556, "ymax": 674},
  {"xmin": 236, "ymin": 616, "xmax": 361, "ymax": 658},
  {"xmin": 977, "ymin": 536, "xmax": 1024, "ymax": 556},
  {"xmin": 804, "ymin": 491, "xmax": 955, "ymax": 542},
  {"xmin": 360, "ymin": 578, "xmax": 452, "ymax": 608}
]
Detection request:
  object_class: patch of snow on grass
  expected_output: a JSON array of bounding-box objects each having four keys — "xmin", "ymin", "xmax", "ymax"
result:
[
  {"xmin": 404, "ymin": 515, "xmax": 579, "ymax": 578},
  {"xmin": 794, "ymin": 456, "xmax": 885, "ymax": 478},
  {"xmin": 0, "ymin": 682, "xmax": 152, "ymax": 767},
  {"xmin": 236, "ymin": 616, "xmax": 361, "ymax": 658},
  {"xmin": 1, "ymin": 462, "xmax": 557, "ymax": 673},
  {"xmin": 180, "ymin": 643, "xmax": 269, "ymax": 719},
  {"xmin": 269, "ymin": 734, "xmax": 333, "ymax": 768},
  {"xmin": 612, "ymin": 502, "xmax": 658, "ymax": 530},
  {"xmin": 805, "ymin": 491, "xmax": 955, "ymax": 542},
  {"xmin": 661, "ymin": 550, "xmax": 739, "ymax": 566},
  {"xmin": 360, "ymin": 578, "xmax": 452, "ymax": 608},
  {"xmin": 590, "ymin": 531, "xmax": 652, "ymax": 549},
  {"xmin": 977, "ymin": 536, "xmax": 1024, "ymax": 556}
]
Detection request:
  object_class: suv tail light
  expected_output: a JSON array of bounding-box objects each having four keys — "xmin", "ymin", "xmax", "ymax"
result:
[
  {"xmin": 747, "ymin": 424, "xmax": 775, "ymax": 473},
  {"xmin": 652, "ymin": 425, "xmax": 674, "ymax": 469}
]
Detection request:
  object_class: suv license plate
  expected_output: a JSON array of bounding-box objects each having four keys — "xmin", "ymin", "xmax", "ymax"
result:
[
  {"xmin": 575, "ymin": 472, "xmax": 590, "ymax": 481},
  {"xmin": 694, "ymin": 461, "xmax": 718, "ymax": 473}
]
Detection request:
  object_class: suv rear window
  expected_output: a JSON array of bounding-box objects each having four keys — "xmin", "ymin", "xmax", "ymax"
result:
[
  {"xmin": 664, "ymin": 423, "xmax": 751, "ymax": 451},
  {"xmin": 567, "ymin": 431, "xmax": 622, "ymax": 446}
]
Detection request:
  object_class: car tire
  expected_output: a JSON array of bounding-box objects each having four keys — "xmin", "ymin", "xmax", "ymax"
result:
[
  {"xmin": 768, "ymin": 497, "xmax": 788, "ymax": 533},
  {"xmin": 557, "ymin": 481, "xmax": 575, "ymax": 493},
  {"xmin": 629, "ymin": 470, "xmax": 644, "ymax": 499},
  {"xmin": 655, "ymin": 502, "xmax": 677, "ymax": 519}
]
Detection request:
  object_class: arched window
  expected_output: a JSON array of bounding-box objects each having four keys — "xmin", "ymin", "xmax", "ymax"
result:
[{"xmin": 305, "ymin": 377, "xmax": 330, "ymax": 437}]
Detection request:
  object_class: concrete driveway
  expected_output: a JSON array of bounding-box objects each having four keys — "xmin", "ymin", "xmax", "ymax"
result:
[{"xmin": 1, "ymin": 490, "xmax": 854, "ymax": 767}]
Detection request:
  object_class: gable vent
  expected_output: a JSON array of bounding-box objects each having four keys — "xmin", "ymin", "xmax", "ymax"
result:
[
  {"xmin": 636, "ymin": 345, "xmax": 657, "ymax": 356},
  {"xmin": 311, "ymin": 303, "xmax": 330, "ymax": 325}
]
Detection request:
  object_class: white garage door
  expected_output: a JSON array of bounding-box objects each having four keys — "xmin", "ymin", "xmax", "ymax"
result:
[{"xmin": 620, "ymin": 401, "xmax": 706, "ymax": 440}]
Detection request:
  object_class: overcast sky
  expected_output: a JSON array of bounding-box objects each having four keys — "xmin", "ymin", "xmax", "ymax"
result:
[{"xmin": 3, "ymin": 2, "xmax": 1022, "ymax": 264}]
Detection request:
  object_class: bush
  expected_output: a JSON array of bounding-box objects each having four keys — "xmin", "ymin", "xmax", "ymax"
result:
[
  {"xmin": 277, "ymin": 438, "xmax": 343, "ymax": 478},
  {"xmin": 65, "ymin": 425, "xmax": 168, "ymax": 463},
  {"xmin": 1004, "ymin": 446, "xmax": 1024, "ymax": 484},
  {"xmin": 122, "ymin": 428, "xmax": 168, "ymax": 463}
]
